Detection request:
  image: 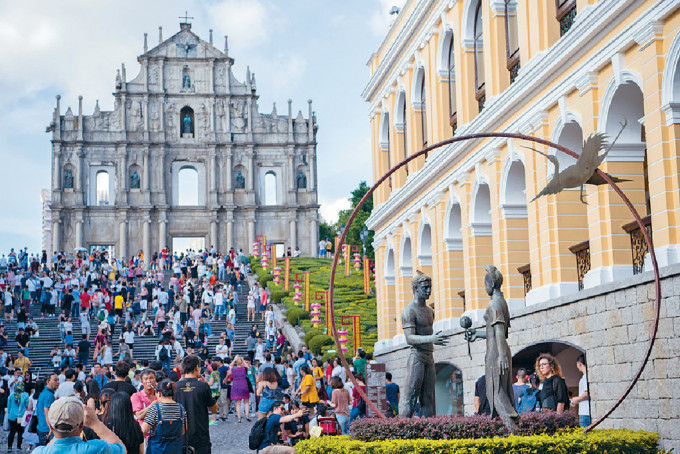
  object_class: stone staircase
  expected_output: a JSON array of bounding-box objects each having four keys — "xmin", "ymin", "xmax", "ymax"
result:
[{"xmin": 3, "ymin": 275, "xmax": 261, "ymax": 376}]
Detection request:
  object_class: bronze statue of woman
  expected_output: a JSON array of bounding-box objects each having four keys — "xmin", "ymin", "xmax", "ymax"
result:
[{"xmin": 483, "ymin": 265, "xmax": 518, "ymax": 431}]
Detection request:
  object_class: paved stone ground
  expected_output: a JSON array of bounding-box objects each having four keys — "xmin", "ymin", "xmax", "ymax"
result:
[{"xmin": 0, "ymin": 417, "xmax": 256, "ymax": 453}]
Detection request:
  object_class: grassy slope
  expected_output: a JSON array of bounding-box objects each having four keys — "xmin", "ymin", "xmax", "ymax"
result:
[{"xmin": 252, "ymin": 256, "xmax": 377, "ymax": 355}]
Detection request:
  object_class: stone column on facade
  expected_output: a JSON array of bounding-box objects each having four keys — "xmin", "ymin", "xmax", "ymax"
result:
[
  {"xmin": 209, "ymin": 148, "xmax": 217, "ymax": 205},
  {"xmin": 225, "ymin": 146, "xmax": 233, "ymax": 191},
  {"xmin": 143, "ymin": 219, "xmax": 151, "ymax": 265},
  {"xmin": 158, "ymin": 147, "xmax": 166, "ymax": 205},
  {"xmin": 142, "ymin": 94, "xmax": 149, "ymax": 141},
  {"xmin": 287, "ymin": 146, "xmax": 295, "ymax": 193},
  {"xmin": 307, "ymin": 145, "xmax": 316, "ymax": 191},
  {"xmin": 142, "ymin": 148, "xmax": 150, "ymax": 204},
  {"xmin": 119, "ymin": 220, "xmax": 127, "ymax": 260},
  {"xmin": 75, "ymin": 147, "xmax": 84, "ymax": 205},
  {"xmin": 75, "ymin": 220, "xmax": 83, "ymax": 249},
  {"xmin": 158, "ymin": 219, "xmax": 167, "ymax": 253},
  {"xmin": 309, "ymin": 218, "xmax": 318, "ymax": 258},
  {"xmin": 247, "ymin": 217, "xmax": 255, "ymax": 250},
  {"xmin": 289, "ymin": 218, "xmax": 297, "ymax": 250},
  {"xmin": 52, "ymin": 148, "xmax": 61, "ymax": 192},
  {"xmin": 226, "ymin": 218, "xmax": 234, "ymax": 250},
  {"xmin": 118, "ymin": 146, "xmax": 128, "ymax": 205},
  {"xmin": 210, "ymin": 219, "xmax": 219, "ymax": 251},
  {"xmin": 52, "ymin": 216, "xmax": 61, "ymax": 255},
  {"xmin": 209, "ymin": 59, "xmax": 215, "ymax": 93},
  {"xmin": 246, "ymin": 149, "xmax": 255, "ymax": 191}
]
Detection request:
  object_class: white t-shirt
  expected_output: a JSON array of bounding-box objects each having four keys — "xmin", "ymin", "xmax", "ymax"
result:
[
  {"xmin": 332, "ymin": 365, "xmax": 345, "ymax": 383},
  {"xmin": 578, "ymin": 374, "xmax": 589, "ymax": 415},
  {"xmin": 124, "ymin": 331, "xmax": 135, "ymax": 344},
  {"xmin": 55, "ymin": 381, "xmax": 76, "ymax": 399}
]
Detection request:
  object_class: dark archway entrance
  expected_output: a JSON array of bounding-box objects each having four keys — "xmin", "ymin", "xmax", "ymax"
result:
[{"xmin": 435, "ymin": 362, "xmax": 464, "ymax": 416}]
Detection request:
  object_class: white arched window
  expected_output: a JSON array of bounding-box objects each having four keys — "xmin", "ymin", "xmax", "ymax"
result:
[
  {"xmin": 264, "ymin": 171, "xmax": 277, "ymax": 206},
  {"xmin": 385, "ymin": 248, "xmax": 395, "ymax": 284},
  {"xmin": 473, "ymin": 0, "xmax": 485, "ymax": 110},
  {"xmin": 400, "ymin": 236, "xmax": 413, "ymax": 276},
  {"xmin": 178, "ymin": 167, "xmax": 199, "ymax": 206},
  {"xmin": 417, "ymin": 224, "xmax": 432, "ymax": 266},
  {"xmin": 471, "ymin": 183, "xmax": 492, "ymax": 236},
  {"xmin": 447, "ymin": 33, "xmax": 457, "ymax": 132},
  {"xmin": 96, "ymin": 171, "xmax": 109, "ymax": 206}
]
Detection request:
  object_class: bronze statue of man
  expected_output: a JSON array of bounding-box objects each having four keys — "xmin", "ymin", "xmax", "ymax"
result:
[{"xmin": 400, "ymin": 272, "xmax": 446, "ymax": 417}]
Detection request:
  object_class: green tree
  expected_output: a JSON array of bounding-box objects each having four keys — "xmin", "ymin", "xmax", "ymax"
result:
[
  {"xmin": 319, "ymin": 221, "xmax": 335, "ymax": 244},
  {"xmin": 336, "ymin": 181, "xmax": 374, "ymax": 258}
]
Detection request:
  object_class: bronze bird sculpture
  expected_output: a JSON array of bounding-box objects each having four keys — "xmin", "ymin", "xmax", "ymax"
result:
[{"xmin": 529, "ymin": 121, "xmax": 629, "ymax": 204}]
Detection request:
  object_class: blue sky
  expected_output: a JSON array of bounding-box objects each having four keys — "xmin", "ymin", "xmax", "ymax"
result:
[{"xmin": 0, "ymin": 0, "xmax": 404, "ymax": 253}]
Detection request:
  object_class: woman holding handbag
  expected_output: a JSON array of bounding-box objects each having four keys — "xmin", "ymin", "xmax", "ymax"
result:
[{"xmin": 228, "ymin": 356, "xmax": 251, "ymax": 423}]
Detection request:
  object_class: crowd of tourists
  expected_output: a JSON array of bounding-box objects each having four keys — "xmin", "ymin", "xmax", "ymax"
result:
[{"xmin": 474, "ymin": 353, "xmax": 590, "ymax": 427}]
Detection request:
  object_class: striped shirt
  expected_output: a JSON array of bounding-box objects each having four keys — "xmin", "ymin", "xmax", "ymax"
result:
[{"xmin": 143, "ymin": 402, "xmax": 187, "ymax": 437}]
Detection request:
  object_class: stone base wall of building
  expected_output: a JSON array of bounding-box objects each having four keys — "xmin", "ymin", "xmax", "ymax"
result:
[{"xmin": 375, "ymin": 263, "xmax": 680, "ymax": 450}]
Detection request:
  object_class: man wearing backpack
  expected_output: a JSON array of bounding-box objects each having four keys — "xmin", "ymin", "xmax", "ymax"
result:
[
  {"xmin": 517, "ymin": 374, "xmax": 541, "ymax": 413},
  {"xmin": 156, "ymin": 340, "xmax": 172, "ymax": 372},
  {"xmin": 252, "ymin": 400, "xmax": 307, "ymax": 453}
]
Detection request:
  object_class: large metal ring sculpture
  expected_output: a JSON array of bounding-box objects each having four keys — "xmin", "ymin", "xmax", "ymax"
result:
[{"xmin": 327, "ymin": 132, "xmax": 660, "ymax": 432}]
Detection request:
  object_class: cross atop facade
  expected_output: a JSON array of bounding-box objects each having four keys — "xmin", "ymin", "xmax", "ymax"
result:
[{"xmin": 179, "ymin": 11, "xmax": 194, "ymax": 24}]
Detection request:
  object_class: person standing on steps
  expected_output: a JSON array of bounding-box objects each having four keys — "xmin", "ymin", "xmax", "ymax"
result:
[{"xmin": 175, "ymin": 355, "xmax": 217, "ymax": 454}]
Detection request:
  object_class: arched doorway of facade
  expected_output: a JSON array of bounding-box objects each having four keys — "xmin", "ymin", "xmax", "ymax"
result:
[
  {"xmin": 512, "ymin": 341, "xmax": 585, "ymax": 398},
  {"xmin": 435, "ymin": 362, "xmax": 464, "ymax": 416}
]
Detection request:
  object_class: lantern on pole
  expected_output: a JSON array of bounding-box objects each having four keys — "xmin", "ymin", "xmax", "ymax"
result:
[
  {"xmin": 273, "ymin": 266, "xmax": 281, "ymax": 285},
  {"xmin": 294, "ymin": 272, "xmax": 311, "ymax": 310},
  {"xmin": 310, "ymin": 303, "xmax": 322, "ymax": 327},
  {"xmin": 283, "ymin": 257, "xmax": 290, "ymax": 291},
  {"xmin": 315, "ymin": 290, "xmax": 329, "ymax": 333},
  {"xmin": 292, "ymin": 283, "xmax": 302, "ymax": 305},
  {"xmin": 344, "ymin": 244, "xmax": 359, "ymax": 276},
  {"xmin": 261, "ymin": 250, "xmax": 270, "ymax": 270},
  {"xmin": 353, "ymin": 252, "xmax": 362, "ymax": 271},
  {"xmin": 338, "ymin": 328, "xmax": 349, "ymax": 352},
  {"xmin": 252, "ymin": 242, "xmax": 260, "ymax": 258}
]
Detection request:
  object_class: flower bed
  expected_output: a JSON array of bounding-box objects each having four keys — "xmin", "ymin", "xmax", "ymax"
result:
[
  {"xmin": 296, "ymin": 429, "xmax": 660, "ymax": 454},
  {"xmin": 349, "ymin": 413, "xmax": 578, "ymax": 441}
]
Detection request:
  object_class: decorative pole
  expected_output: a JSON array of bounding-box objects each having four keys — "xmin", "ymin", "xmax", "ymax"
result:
[
  {"xmin": 310, "ymin": 302, "xmax": 322, "ymax": 327},
  {"xmin": 252, "ymin": 242, "xmax": 260, "ymax": 258},
  {"xmin": 273, "ymin": 266, "xmax": 281, "ymax": 285},
  {"xmin": 341, "ymin": 315, "xmax": 361, "ymax": 356},
  {"xmin": 271, "ymin": 244, "xmax": 277, "ymax": 269},
  {"xmin": 363, "ymin": 258, "xmax": 375, "ymax": 295},
  {"xmin": 283, "ymin": 257, "xmax": 290, "ymax": 291},
  {"xmin": 344, "ymin": 244, "xmax": 358, "ymax": 276}
]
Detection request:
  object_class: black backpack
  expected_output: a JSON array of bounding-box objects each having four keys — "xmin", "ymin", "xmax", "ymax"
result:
[
  {"xmin": 248, "ymin": 416, "xmax": 268, "ymax": 450},
  {"xmin": 159, "ymin": 346, "xmax": 169, "ymax": 361}
]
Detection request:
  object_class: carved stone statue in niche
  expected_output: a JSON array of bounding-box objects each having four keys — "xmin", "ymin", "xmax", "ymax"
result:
[
  {"xmin": 230, "ymin": 100, "xmax": 246, "ymax": 133},
  {"xmin": 64, "ymin": 169, "xmax": 74, "ymax": 189},
  {"xmin": 183, "ymin": 73, "xmax": 191, "ymax": 90},
  {"xmin": 166, "ymin": 104, "xmax": 176, "ymax": 138},
  {"xmin": 149, "ymin": 102, "xmax": 160, "ymax": 131},
  {"xmin": 215, "ymin": 65, "xmax": 226, "ymax": 87},
  {"xmin": 198, "ymin": 103, "xmax": 209, "ymax": 137},
  {"xmin": 183, "ymin": 114, "xmax": 192, "ymax": 135},
  {"xmin": 130, "ymin": 170, "xmax": 140, "ymax": 189},
  {"xmin": 297, "ymin": 170, "xmax": 307, "ymax": 189},
  {"xmin": 150, "ymin": 66, "xmax": 159, "ymax": 85},
  {"xmin": 235, "ymin": 171, "xmax": 245, "ymax": 189},
  {"xmin": 215, "ymin": 100, "xmax": 226, "ymax": 132}
]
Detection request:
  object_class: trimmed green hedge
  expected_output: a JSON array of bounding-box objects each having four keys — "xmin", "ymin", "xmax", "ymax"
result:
[
  {"xmin": 303, "ymin": 328, "xmax": 324, "ymax": 343},
  {"xmin": 286, "ymin": 307, "xmax": 310, "ymax": 326},
  {"xmin": 307, "ymin": 334, "xmax": 334, "ymax": 355},
  {"xmin": 296, "ymin": 430, "xmax": 659, "ymax": 454}
]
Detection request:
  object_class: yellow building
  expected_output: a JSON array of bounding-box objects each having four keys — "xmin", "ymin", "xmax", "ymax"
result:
[{"xmin": 364, "ymin": 0, "xmax": 680, "ymax": 347}]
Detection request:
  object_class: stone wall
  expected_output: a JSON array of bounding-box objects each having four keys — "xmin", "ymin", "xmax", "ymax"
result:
[{"xmin": 374, "ymin": 263, "xmax": 680, "ymax": 450}]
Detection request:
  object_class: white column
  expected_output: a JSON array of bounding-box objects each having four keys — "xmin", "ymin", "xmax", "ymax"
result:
[
  {"xmin": 309, "ymin": 218, "xmax": 318, "ymax": 258},
  {"xmin": 158, "ymin": 220, "xmax": 166, "ymax": 253},
  {"xmin": 52, "ymin": 220, "xmax": 61, "ymax": 255},
  {"xmin": 210, "ymin": 220, "xmax": 218, "ymax": 251},
  {"xmin": 225, "ymin": 151, "xmax": 232, "ymax": 190},
  {"xmin": 143, "ymin": 220, "xmax": 151, "ymax": 266},
  {"xmin": 119, "ymin": 221, "xmax": 127, "ymax": 259},
  {"xmin": 308, "ymin": 145, "xmax": 316, "ymax": 191},
  {"xmin": 75, "ymin": 220, "xmax": 83, "ymax": 249},
  {"xmin": 247, "ymin": 152, "xmax": 254, "ymax": 191},
  {"xmin": 226, "ymin": 220, "xmax": 234, "ymax": 250},
  {"xmin": 143, "ymin": 149, "xmax": 150, "ymax": 191},
  {"xmin": 289, "ymin": 219, "xmax": 297, "ymax": 249},
  {"xmin": 247, "ymin": 219, "xmax": 255, "ymax": 250},
  {"xmin": 52, "ymin": 149, "xmax": 61, "ymax": 191}
]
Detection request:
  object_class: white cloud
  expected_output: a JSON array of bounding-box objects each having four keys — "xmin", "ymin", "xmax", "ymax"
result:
[
  {"xmin": 369, "ymin": 0, "xmax": 406, "ymax": 37},
  {"xmin": 319, "ymin": 196, "xmax": 351, "ymax": 224},
  {"xmin": 207, "ymin": 0, "xmax": 278, "ymax": 51}
]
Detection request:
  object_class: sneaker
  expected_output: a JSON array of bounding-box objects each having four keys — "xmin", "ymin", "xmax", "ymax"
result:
[{"xmin": 209, "ymin": 420, "xmax": 218, "ymax": 426}]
